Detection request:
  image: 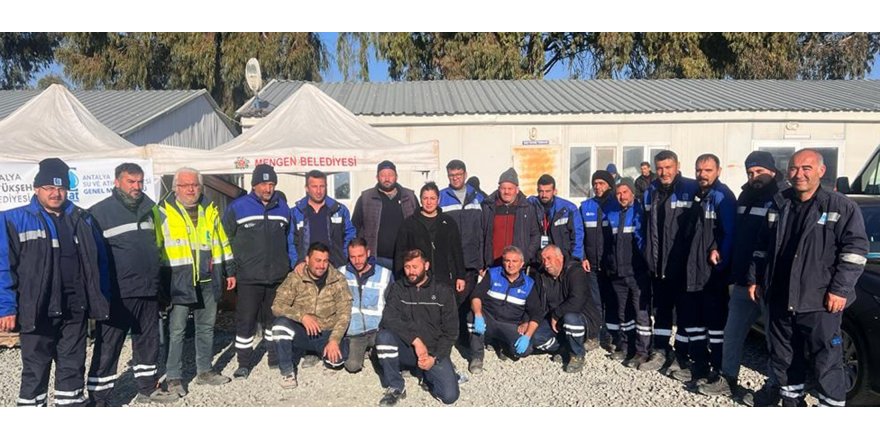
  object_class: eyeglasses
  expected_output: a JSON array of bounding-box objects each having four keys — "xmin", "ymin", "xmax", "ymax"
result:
[
  {"xmin": 447, "ymin": 172, "xmax": 465, "ymax": 179},
  {"xmin": 37, "ymin": 185, "xmax": 67, "ymax": 194},
  {"xmin": 176, "ymin": 184, "xmax": 201, "ymax": 190}
]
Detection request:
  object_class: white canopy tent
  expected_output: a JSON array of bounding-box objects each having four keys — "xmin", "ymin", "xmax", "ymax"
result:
[
  {"xmin": 0, "ymin": 85, "xmax": 155, "ymax": 210},
  {"xmin": 0, "ymin": 84, "xmax": 146, "ymax": 161},
  {"xmin": 146, "ymin": 84, "xmax": 439, "ymax": 175}
]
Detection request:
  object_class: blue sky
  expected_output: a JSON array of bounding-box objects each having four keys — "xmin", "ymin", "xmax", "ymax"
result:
[{"xmin": 35, "ymin": 32, "xmax": 880, "ymax": 86}]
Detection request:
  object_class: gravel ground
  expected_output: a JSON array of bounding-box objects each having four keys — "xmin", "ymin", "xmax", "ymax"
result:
[{"xmin": 0, "ymin": 312, "xmax": 792, "ymax": 407}]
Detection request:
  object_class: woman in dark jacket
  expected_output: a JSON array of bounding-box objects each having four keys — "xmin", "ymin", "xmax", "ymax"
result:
[{"xmin": 394, "ymin": 182, "xmax": 466, "ymax": 293}]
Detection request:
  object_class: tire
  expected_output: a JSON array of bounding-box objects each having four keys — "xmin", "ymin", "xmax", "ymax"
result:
[{"xmin": 842, "ymin": 318, "xmax": 872, "ymax": 405}]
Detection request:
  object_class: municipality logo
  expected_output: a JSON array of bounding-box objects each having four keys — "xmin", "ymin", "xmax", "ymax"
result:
[{"xmin": 234, "ymin": 157, "xmax": 251, "ymax": 170}]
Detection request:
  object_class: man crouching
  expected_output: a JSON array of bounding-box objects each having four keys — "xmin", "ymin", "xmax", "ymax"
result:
[
  {"xmin": 375, "ymin": 249, "xmax": 460, "ymax": 406},
  {"xmin": 271, "ymin": 242, "xmax": 352, "ymax": 389}
]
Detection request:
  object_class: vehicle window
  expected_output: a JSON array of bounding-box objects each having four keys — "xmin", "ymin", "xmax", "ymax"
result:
[
  {"xmin": 855, "ymin": 149, "xmax": 880, "ymax": 195},
  {"xmin": 861, "ymin": 205, "xmax": 880, "ymax": 260}
]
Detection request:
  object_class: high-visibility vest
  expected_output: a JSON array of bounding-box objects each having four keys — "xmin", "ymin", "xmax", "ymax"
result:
[{"xmin": 157, "ymin": 197, "xmax": 233, "ymax": 288}]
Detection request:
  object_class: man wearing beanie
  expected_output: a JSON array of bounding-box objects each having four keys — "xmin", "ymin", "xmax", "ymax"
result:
[
  {"xmin": 0, "ymin": 158, "xmax": 109, "ymax": 406},
  {"xmin": 482, "ymin": 167, "xmax": 541, "ymax": 268},
  {"xmin": 638, "ymin": 150, "xmax": 701, "ymax": 373},
  {"xmin": 352, "ymin": 160, "xmax": 419, "ymax": 271},
  {"xmin": 86, "ymin": 163, "xmax": 177, "ymax": 405},
  {"xmin": 579, "ymin": 169, "xmax": 620, "ymax": 353},
  {"xmin": 527, "ymin": 174, "xmax": 584, "ymax": 262},
  {"xmin": 222, "ymin": 163, "xmax": 297, "ymax": 380},
  {"xmin": 697, "ymin": 150, "xmax": 784, "ymax": 404}
]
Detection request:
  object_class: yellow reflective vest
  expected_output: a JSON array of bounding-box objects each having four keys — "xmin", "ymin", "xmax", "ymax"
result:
[{"xmin": 157, "ymin": 196, "xmax": 234, "ymax": 304}]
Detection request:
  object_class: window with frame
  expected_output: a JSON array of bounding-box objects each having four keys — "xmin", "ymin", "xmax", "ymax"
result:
[
  {"xmin": 622, "ymin": 146, "xmax": 646, "ymax": 179},
  {"xmin": 758, "ymin": 146, "xmax": 839, "ymax": 190},
  {"xmin": 330, "ymin": 172, "xmax": 351, "ymax": 200},
  {"xmin": 569, "ymin": 147, "xmax": 592, "ymax": 198}
]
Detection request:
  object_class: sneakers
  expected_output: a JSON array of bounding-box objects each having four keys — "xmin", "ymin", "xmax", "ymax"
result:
[
  {"xmin": 564, "ymin": 355, "xmax": 586, "ymax": 373},
  {"xmin": 166, "ymin": 379, "xmax": 187, "ymax": 397},
  {"xmin": 195, "ymin": 371, "xmax": 231, "ymax": 386},
  {"xmin": 378, "ymin": 388, "xmax": 406, "ymax": 407},
  {"xmin": 468, "ymin": 357, "xmax": 484, "ymax": 374},
  {"xmin": 135, "ymin": 388, "xmax": 179, "ymax": 404},
  {"xmin": 280, "ymin": 374, "xmax": 298, "ymax": 389},
  {"xmin": 300, "ymin": 355, "xmax": 321, "ymax": 369},
  {"xmin": 623, "ymin": 354, "xmax": 649, "ymax": 369},
  {"xmin": 233, "ymin": 366, "xmax": 251, "ymax": 380},
  {"xmin": 697, "ymin": 374, "xmax": 734, "ymax": 397},
  {"xmin": 637, "ymin": 350, "xmax": 667, "ymax": 371}
]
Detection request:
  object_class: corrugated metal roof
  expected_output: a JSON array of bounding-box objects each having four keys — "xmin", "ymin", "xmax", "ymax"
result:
[
  {"xmin": 236, "ymin": 79, "xmax": 880, "ymax": 117},
  {"xmin": 0, "ymin": 89, "xmax": 227, "ymax": 135}
]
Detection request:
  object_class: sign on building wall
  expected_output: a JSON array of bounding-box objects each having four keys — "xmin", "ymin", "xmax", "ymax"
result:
[
  {"xmin": 512, "ymin": 146, "xmax": 560, "ymax": 196},
  {"xmin": 0, "ymin": 159, "xmax": 157, "ymax": 211}
]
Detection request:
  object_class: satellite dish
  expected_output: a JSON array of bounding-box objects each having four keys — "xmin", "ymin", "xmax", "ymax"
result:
[{"xmin": 245, "ymin": 58, "xmax": 263, "ymax": 94}]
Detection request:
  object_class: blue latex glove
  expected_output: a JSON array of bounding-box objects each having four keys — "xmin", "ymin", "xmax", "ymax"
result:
[
  {"xmin": 514, "ymin": 335, "xmax": 531, "ymax": 355},
  {"xmin": 473, "ymin": 315, "xmax": 486, "ymax": 334}
]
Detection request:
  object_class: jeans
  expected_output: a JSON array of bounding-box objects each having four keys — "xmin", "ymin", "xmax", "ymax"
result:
[
  {"xmin": 532, "ymin": 312, "xmax": 588, "ymax": 357},
  {"xmin": 375, "ymin": 329, "xmax": 459, "ymax": 404},
  {"xmin": 165, "ymin": 281, "xmax": 218, "ymax": 380},
  {"xmin": 272, "ymin": 316, "xmax": 349, "ymax": 376},
  {"xmin": 721, "ymin": 284, "xmax": 764, "ymax": 379}
]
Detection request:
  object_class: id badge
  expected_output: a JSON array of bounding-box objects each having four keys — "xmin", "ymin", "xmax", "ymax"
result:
[{"xmin": 540, "ymin": 235, "xmax": 550, "ymax": 248}]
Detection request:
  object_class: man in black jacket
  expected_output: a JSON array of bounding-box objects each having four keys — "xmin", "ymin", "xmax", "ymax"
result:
[
  {"xmin": 222, "ymin": 164, "xmax": 296, "ymax": 380},
  {"xmin": 532, "ymin": 245, "xmax": 601, "ymax": 373},
  {"xmin": 86, "ymin": 163, "xmax": 177, "ymax": 405},
  {"xmin": 0, "ymin": 158, "xmax": 109, "ymax": 407},
  {"xmin": 374, "ymin": 249, "xmax": 459, "ymax": 406},
  {"xmin": 751, "ymin": 149, "xmax": 868, "ymax": 407},
  {"xmin": 634, "ymin": 161, "xmax": 656, "ymax": 202}
]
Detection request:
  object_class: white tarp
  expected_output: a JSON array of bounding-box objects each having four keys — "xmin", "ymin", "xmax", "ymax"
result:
[
  {"xmin": 0, "ymin": 158, "xmax": 157, "ymax": 211},
  {"xmin": 0, "ymin": 85, "xmax": 156, "ymax": 210},
  {"xmin": 146, "ymin": 84, "xmax": 438, "ymax": 175},
  {"xmin": 0, "ymin": 84, "xmax": 146, "ymax": 161}
]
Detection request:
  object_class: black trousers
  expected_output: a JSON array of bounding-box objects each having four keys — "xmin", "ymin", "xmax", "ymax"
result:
[
  {"xmin": 676, "ymin": 277, "xmax": 728, "ymax": 372},
  {"xmin": 609, "ymin": 274, "xmax": 652, "ymax": 356},
  {"xmin": 651, "ymin": 276, "xmax": 687, "ymax": 358},
  {"xmin": 768, "ymin": 308, "xmax": 847, "ymax": 407},
  {"xmin": 455, "ymin": 270, "xmax": 479, "ymax": 345},
  {"xmin": 467, "ymin": 311, "xmax": 534, "ymax": 360},
  {"xmin": 235, "ymin": 283, "xmax": 279, "ymax": 368},
  {"xmin": 88, "ymin": 296, "xmax": 160, "ymax": 404},
  {"xmin": 18, "ymin": 308, "xmax": 88, "ymax": 407}
]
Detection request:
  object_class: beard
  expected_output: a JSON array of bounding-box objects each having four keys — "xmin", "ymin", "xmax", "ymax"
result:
[{"xmin": 406, "ymin": 270, "xmax": 428, "ymax": 285}]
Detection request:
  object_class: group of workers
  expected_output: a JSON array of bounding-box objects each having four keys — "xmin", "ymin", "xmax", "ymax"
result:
[{"xmin": 0, "ymin": 146, "xmax": 868, "ymax": 407}]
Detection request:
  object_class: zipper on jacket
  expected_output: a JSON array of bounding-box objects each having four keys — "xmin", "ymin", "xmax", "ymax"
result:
[{"xmin": 359, "ymin": 281, "xmax": 366, "ymax": 334}]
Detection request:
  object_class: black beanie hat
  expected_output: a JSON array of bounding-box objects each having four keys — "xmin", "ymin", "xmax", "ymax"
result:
[
  {"xmin": 34, "ymin": 157, "xmax": 70, "ymax": 189},
  {"xmin": 252, "ymin": 164, "xmax": 278, "ymax": 186},
  {"xmin": 744, "ymin": 151, "xmax": 777, "ymax": 174},
  {"xmin": 592, "ymin": 170, "xmax": 615, "ymax": 189},
  {"xmin": 377, "ymin": 160, "xmax": 397, "ymax": 173}
]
